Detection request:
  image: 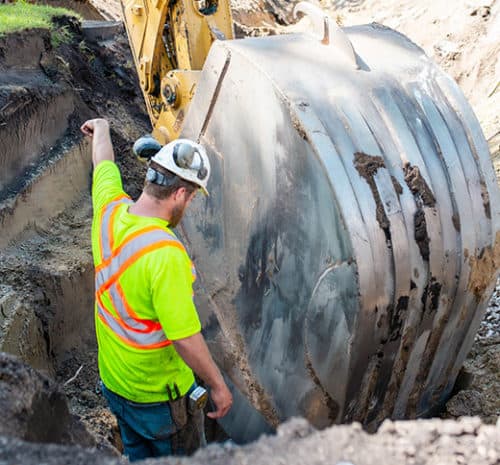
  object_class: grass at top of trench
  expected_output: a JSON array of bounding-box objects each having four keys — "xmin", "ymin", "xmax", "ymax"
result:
[{"xmin": 0, "ymin": 0, "xmax": 81, "ymax": 36}]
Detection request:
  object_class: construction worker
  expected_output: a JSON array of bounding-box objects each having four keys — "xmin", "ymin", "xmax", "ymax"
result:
[{"xmin": 81, "ymin": 118, "xmax": 232, "ymax": 461}]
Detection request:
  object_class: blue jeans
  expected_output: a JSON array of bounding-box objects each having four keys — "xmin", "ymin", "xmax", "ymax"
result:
[{"xmin": 101, "ymin": 383, "xmax": 181, "ymax": 461}]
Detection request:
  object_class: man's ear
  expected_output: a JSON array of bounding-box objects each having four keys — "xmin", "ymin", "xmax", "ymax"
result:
[{"xmin": 173, "ymin": 186, "xmax": 187, "ymax": 202}]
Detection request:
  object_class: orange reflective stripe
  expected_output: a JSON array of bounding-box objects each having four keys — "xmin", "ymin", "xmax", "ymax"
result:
[
  {"xmin": 98, "ymin": 206, "xmax": 106, "ymax": 264},
  {"xmin": 108, "ymin": 203, "xmax": 120, "ymax": 253},
  {"xmin": 95, "ymin": 225, "xmax": 170, "ymax": 274},
  {"xmin": 98, "ymin": 194, "xmax": 131, "ymax": 262},
  {"xmin": 96, "ymin": 292, "xmax": 107, "ymax": 313},
  {"xmin": 97, "ymin": 312, "xmax": 172, "ymax": 350},
  {"xmin": 106, "ymin": 289, "xmax": 157, "ymax": 334},
  {"xmin": 108, "ymin": 193, "xmax": 131, "ymax": 203},
  {"xmin": 95, "ymin": 229, "xmax": 182, "ymax": 290},
  {"xmin": 97, "ymin": 291, "xmax": 169, "ymax": 341},
  {"xmin": 116, "ymin": 281, "xmax": 162, "ymax": 331},
  {"xmin": 95, "ymin": 197, "xmax": 187, "ymax": 350},
  {"xmin": 97, "ymin": 240, "xmax": 186, "ymax": 295}
]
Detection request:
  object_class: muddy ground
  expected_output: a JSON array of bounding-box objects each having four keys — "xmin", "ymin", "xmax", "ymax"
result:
[{"xmin": 0, "ymin": 0, "xmax": 499, "ymax": 461}]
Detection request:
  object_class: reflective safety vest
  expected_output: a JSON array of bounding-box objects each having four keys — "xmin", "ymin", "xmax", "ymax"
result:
[{"xmin": 95, "ymin": 194, "xmax": 189, "ymax": 350}]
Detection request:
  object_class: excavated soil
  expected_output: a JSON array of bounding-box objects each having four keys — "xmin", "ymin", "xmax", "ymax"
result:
[
  {"xmin": 1, "ymin": 416, "xmax": 500, "ymax": 465},
  {"xmin": 0, "ymin": 14, "xmax": 149, "ymax": 451}
]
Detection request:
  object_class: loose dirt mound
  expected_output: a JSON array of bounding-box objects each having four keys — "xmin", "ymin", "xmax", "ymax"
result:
[
  {"xmin": 56, "ymin": 348, "xmax": 122, "ymax": 454},
  {"xmin": 445, "ymin": 336, "xmax": 500, "ymax": 424},
  {"xmin": 1, "ymin": 417, "xmax": 500, "ymax": 465},
  {"xmin": 0, "ymin": 352, "xmax": 94, "ymax": 447}
]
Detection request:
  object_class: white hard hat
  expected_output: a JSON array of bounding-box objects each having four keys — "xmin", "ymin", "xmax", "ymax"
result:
[{"xmin": 150, "ymin": 139, "xmax": 211, "ymax": 195}]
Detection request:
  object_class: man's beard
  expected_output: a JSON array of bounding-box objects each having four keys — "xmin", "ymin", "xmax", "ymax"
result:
[{"xmin": 169, "ymin": 203, "xmax": 185, "ymax": 228}]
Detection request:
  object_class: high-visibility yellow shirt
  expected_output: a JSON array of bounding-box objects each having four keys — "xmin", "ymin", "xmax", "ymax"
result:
[{"xmin": 91, "ymin": 160, "xmax": 201, "ymax": 402}]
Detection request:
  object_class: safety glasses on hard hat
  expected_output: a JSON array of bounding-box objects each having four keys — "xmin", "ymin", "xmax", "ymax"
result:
[{"xmin": 173, "ymin": 143, "xmax": 208, "ymax": 181}]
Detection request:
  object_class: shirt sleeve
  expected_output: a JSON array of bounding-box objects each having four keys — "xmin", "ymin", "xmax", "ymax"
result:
[
  {"xmin": 150, "ymin": 247, "xmax": 201, "ymax": 341},
  {"xmin": 92, "ymin": 161, "xmax": 127, "ymax": 215}
]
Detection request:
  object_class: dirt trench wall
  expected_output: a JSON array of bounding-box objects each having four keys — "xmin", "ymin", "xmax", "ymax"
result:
[
  {"xmin": 0, "ymin": 28, "xmax": 95, "ymax": 248},
  {"xmin": 0, "ymin": 30, "xmax": 77, "ymax": 192},
  {"xmin": 0, "ymin": 139, "xmax": 92, "ymax": 249},
  {"xmin": 32, "ymin": 266, "xmax": 96, "ymax": 368},
  {"xmin": 0, "ymin": 247, "xmax": 95, "ymax": 374},
  {"xmin": 0, "ymin": 32, "xmax": 48, "ymax": 69},
  {"xmin": 0, "ymin": 286, "xmax": 52, "ymax": 373},
  {"xmin": 0, "ymin": 89, "xmax": 77, "ymax": 191}
]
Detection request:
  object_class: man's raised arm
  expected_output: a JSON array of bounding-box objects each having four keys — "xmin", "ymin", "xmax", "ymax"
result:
[{"xmin": 81, "ymin": 118, "xmax": 114, "ymax": 168}]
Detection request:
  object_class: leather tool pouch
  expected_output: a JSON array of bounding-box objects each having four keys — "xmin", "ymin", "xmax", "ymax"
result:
[{"xmin": 169, "ymin": 395, "xmax": 188, "ymax": 430}]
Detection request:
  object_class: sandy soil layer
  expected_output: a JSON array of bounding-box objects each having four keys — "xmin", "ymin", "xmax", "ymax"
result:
[{"xmin": 89, "ymin": 0, "xmax": 122, "ymax": 20}]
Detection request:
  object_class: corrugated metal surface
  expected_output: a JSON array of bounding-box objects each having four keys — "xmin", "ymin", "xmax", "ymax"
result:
[{"xmin": 179, "ymin": 22, "xmax": 500, "ymax": 442}]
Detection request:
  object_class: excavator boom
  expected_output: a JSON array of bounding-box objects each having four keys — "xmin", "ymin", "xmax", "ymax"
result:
[{"xmin": 120, "ymin": 0, "xmax": 233, "ymax": 142}]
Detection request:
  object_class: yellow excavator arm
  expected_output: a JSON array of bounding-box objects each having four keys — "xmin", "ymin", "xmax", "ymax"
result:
[{"xmin": 120, "ymin": 0, "xmax": 233, "ymax": 143}]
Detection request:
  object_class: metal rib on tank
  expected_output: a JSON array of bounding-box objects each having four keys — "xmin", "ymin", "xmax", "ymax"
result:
[
  {"xmin": 338, "ymin": 100, "xmax": 417, "ymax": 423},
  {"xmin": 177, "ymin": 18, "xmax": 500, "ymax": 442},
  {"xmin": 362, "ymin": 86, "xmax": 460, "ymax": 421},
  {"xmin": 360, "ymin": 85, "xmax": 458, "ymax": 419},
  {"xmin": 414, "ymin": 80, "xmax": 498, "ymax": 409},
  {"xmin": 405, "ymin": 87, "xmax": 476, "ymax": 414}
]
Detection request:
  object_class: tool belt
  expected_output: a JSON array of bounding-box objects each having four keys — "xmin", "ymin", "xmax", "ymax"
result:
[
  {"xmin": 167, "ymin": 383, "xmax": 208, "ymax": 455},
  {"xmin": 166, "ymin": 384, "xmax": 189, "ymax": 429},
  {"xmin": 169, "ymin": 395, "xmax": 189, "ymax": 430}
]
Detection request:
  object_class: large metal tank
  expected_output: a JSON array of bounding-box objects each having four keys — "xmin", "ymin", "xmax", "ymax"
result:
[{"xmin": 178, "ymin": 11, "xmax": 500, "ymax": 442}]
